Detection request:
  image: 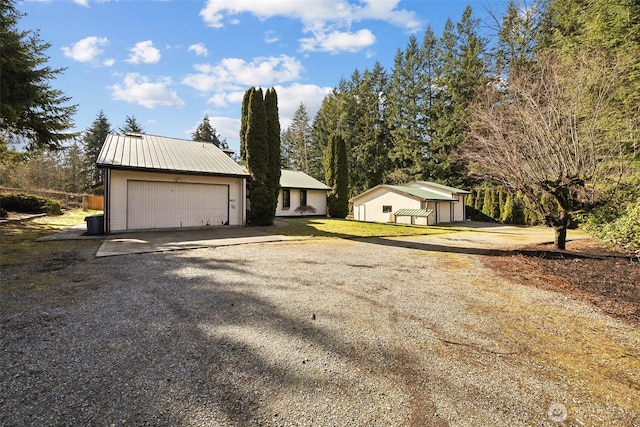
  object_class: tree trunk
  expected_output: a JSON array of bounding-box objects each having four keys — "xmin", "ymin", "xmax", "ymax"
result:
[{"xmin": 554, "ymin": 225, "xmax": 567, "ymax": 250}]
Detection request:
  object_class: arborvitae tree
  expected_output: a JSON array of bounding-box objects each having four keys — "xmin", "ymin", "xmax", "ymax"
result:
[
  {"xmin": 474, "ymin": 187, "xmax": 484, "ymax": 212},
  {"xmin": 239, "ymin": 89, "xmax": 251, "ymax": 163},
  {"xmin": 324, "ymin": 131, "xmax": 336, "ymax": 189},
  {"xmin": 192, "ymin": 114, "xmax": 228, "ymax": 149},
  {"xmin": 82, "ymin": 111, "xmax": 112, "ymax": 187},
  {"xmin": 244, "ymin": 87, "xmax": 274, "ymax": 225},
  {"xmin": 501, "ymin": 191, "xmax": 515, "ymax": 224},
  {"xmin": 327, "ymin": 133, "xmax": 349, "ymax": 218},
  {"xmin": 281, "ymin": 103, "xmax": 312, "ymax": 172},
  {"xmin": 264, "ymin": 88, "xmax": 281, "ymax": 217},
  {"xmin": 119, "ymin": 115, "xmax": 145, "ymax": 134},
  {"xmin": 0, "ymin": 0, "xmax": 78, "ymax": 150}
]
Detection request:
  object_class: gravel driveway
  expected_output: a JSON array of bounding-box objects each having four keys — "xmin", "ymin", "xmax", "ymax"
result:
[{"xmin": 2, "ymin": 227, "xmax": 639, "ymax": 426}]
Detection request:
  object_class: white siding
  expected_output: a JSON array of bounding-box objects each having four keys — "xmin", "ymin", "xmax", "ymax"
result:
[
  {"xmin": 453, "ymin": 195, "xmax": 466, "ymax": 221},
  {"xmin": 108, "ymin": 169, "xmax": 244, "ymax": 232},
  {"xmin": 352, "ymin": 188, "xmax": 420, "ymax": 223},
  {"xmin": 276, "ymin": 188, "xmax": 328, "ymax": 217},
  {"xmin": 437, "ymin": 201, "xmax": 452, "ymax": 223}
]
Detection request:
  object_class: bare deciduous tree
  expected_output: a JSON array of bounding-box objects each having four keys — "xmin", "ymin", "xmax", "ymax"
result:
[{"xmin": 463, "ymin": 52, "xmax": 631, "ymax": 249}]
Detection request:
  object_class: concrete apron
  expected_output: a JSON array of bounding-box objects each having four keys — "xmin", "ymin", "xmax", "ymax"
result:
[{"xmin": 38, "ymin": 224, "xmax": 294, "ymax": 257}]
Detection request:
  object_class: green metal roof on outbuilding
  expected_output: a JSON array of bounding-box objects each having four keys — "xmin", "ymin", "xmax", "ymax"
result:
[
  {"xmin": 394, "ymin": 208, "xmax": 434, "ymax": 217},
  {"xmin": 386, "ymin": 185, "xmax": 457, "ymax": 201}
]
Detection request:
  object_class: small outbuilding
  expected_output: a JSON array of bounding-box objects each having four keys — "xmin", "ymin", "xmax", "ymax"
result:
[
  {"xmin": 276, "ymin": 169, "xmax": 331, "ymax": 217},
  {"xmin": 97, "ymin": 133, "xmax": 249, "ymax": 233},
  {"xmin": 350, "ymin": 181, "xmax": 469, "ymax": 225}
]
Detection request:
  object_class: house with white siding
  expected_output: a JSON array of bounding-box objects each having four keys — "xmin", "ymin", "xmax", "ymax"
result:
[
  {"xmin": 350, "ymin": 181, "xmax": 469, "ymax": 225},
  {"xmin": 97, "ymin": 133, "xmax": 249, "ymax": 233},
  {"xmin": 277, "ymin": 169, "xmax": 331, "ymax": 217}
]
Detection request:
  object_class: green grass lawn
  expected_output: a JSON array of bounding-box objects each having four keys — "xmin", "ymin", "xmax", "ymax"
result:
[
  {"xmin": 0, "ymin": 209, "xmax": 102, "ymax": 267},
  {"xmin": 270, "ymin": 217, "xmax": 458, "ymax": 238}
]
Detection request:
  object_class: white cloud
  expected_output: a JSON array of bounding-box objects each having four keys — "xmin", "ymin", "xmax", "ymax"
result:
[
  {"xmin": 110, "ymin": 73, "xmax": 185, "ymax": 109},
  {"xmin": 300, "ymin": 28, "xmax": 375, "ymax": 53},
  {"xmin": 103, "ymin": 58, "xmax": 115, "ymax": 67},
  {"xmin": 183, "ymin": 55, "xmax": 303, "ymax": 93},
  {"xmin": 199, "ymin": 0, "xmax": 421, "ymax": 53},
  {"xmin": 264, "ymin": 30, "xmax": 280, "ymax": 44},
  {"xmin": 61, "ymin": 36, "xmax": 108, "ymax": 63},
  {"xmin": 272, "ymin": 83, "xmax": 333, "ymax": 126},
  {"xmin": 73, "ymin": 0, "xmax": 89, "ymax": 6},
  {"xmin": 188, "ymin": 43, "xmax": 209, "ymax": 57},
  {"xmin": 126, "ymin": 41, "xmax": 161, "ymax": 64}
]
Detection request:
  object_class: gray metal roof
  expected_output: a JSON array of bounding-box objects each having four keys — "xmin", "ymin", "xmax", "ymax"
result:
[
  {"xmin": 280, "ymin": 169, "xmax": 331, "ymax": 190},
  {"xmin": 96, "ymin": 133, "xmax": 249, "ymax": 177}
]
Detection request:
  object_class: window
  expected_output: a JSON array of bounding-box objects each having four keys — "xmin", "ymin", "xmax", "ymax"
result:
[
  {"xmin": 382, "ymin": 205, "xmax": 392, "ymax": 213},
  {"xmin": 282, "ymin": 188, "xmax": 291, "ymax": 209},
  {"xmin": 300, "ymin": 189, "xmax": 307, "ymax": 206}
]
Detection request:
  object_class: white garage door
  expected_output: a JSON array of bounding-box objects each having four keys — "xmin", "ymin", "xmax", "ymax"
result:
[{"xmin": 127, "ymin": 180, "xmax": 229, "ymax": 230}]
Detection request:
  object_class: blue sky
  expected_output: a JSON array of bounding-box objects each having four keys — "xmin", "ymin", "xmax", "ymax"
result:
[{"xmin": 18, "ymin": 0, "xmax": 504, "ymax": 154}]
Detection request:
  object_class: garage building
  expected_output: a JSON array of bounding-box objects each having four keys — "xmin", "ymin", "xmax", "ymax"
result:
[{"xmin": 97, "ymin": 133, "xmax": 249, "ymax": 234}]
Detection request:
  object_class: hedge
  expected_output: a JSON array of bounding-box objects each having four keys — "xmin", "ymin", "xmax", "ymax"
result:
[{"xmin": 0, "ymin": 193, "xmax": 62, "ymax": 215}]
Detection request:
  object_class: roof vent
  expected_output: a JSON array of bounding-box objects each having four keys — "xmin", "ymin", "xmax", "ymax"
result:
[{"xmin": 125, "ymin": 132, "xmax": 143, "ymax": 138}]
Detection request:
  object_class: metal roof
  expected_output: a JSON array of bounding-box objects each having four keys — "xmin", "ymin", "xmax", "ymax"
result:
[
  {"xmin": 280, "ymin": 169, "xmax": 331, "ymax": 190},
  {"xmin": 96, "ymin": 133, "xmax": 249, "ymax": 177},
  {"xmin": 386, "ymin": 185, "xmax": 457, "ymax": 201},
  {"xmin": 394, "ymin": 208, "xmax": 434, "ymax": 217}
]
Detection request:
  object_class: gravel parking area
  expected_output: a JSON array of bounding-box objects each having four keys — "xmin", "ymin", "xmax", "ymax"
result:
[{"xmin": 2, "ymin": 228, "xmax": 639, "ymax": 426}]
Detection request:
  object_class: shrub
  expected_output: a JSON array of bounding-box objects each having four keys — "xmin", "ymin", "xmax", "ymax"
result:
[
  {"xmin": 294, "ymin": 205, "xmax": 317, "ymax": 216},
  {"xmin": 0, "ymin": 207, "xmax": 7, "ymax": 218},
  {"xmin": 0, "ymin": 193, "xmax": 62, "ymax": 215},
  {"xmin": 583, "ymin": 199, "xmax": 640, "ymax": 256}
]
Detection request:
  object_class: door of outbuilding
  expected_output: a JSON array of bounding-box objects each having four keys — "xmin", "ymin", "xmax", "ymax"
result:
[{"xmin": 126, "ymin": 180, "xmax": 229, "ymax": 230}]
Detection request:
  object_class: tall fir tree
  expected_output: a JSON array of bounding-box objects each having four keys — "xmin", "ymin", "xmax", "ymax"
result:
[
  {"xmin": 326, "ymin": 133, "xmax": 349, "ymax": 218},
  {"xmin": 0, "ymin": 0, "xmax": 77, "ymax": 150},
  {"xmin": 192, "ymin": 114, "xmax": 228, "ymax": 149},
  {"xmin": 82, "ymin": 111, "xmax": 112, "ymax": 187},
  {"xmin": 281, "ymin": 103, "xmax": 312, "ymax": 172},
  {"xmin": 430, "ymin": 6, "xmax": 488, "ymax": 186},
  {"xmin": 119, "ymin": 115, "xmax": 145, "ymax": 134},
  {"xmin": 350, "ymin": 62, "xmax": 391, "ymax": 195},
  {"xmin": 387, "ymin": 33, "xmax": 433, "ymax": 183}
]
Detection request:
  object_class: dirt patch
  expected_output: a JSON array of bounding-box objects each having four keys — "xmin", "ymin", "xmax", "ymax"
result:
[{"xmin": 483, "ymin": 238, "xmax": 640, "ymax": 328}]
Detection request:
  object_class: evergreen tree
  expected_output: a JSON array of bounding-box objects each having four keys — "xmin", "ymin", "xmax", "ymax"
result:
[
  {"xmin": 350, "ymin": 62, "xmax": 392, "ymax": 195},
  {"xmin": 0, "ymin": 0, "xmax": 78, "ymax": 150},
  {"xmin": 281, "ymin": 103, "xmax": 312, "ymax": 173},
  {"xmin": 430, "ymin": 6, "xmax": 488, "ymax": 186},
  {"xmin": 264, "ymin": 88, "xmax": 281, "ymax": 217},
  {"xmin": 387, "ymin": 32, "xmax": 434, "ymax": 183},
  {"xmin": 61, "ymin": 143, "xmax": 87, "ymax": 193},
  {"xmin": 327, "ymin": 133, "xmax": 349, "ymax": 218},
  {"xmin": 311, "ymin": 90, "xmax": 341, "ymax": 182},
  {"xmin": 239, "ymin": 89, "xmax": 251, "ymax": 163},
  {"xmin": 192, "ymin": 114, "xmax": 228, "ymax": 149},
  {"xmin": 82, "ymin": 111, "xmax": 112, "ymax": 187},
  {"xmin": 119, "ymin": 115, "xmax": 144, "ymax": 134},
  {"xmin": 244, "ymin": 87, "xmax": 274, "ymax": 225}
]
